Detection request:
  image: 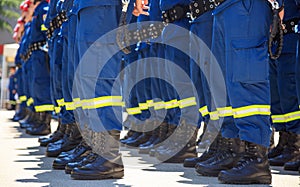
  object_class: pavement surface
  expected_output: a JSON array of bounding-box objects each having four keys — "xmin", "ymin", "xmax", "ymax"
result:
[{"xmin": 0, "ymin": 110, "xmax": 299, "ymax": 187}]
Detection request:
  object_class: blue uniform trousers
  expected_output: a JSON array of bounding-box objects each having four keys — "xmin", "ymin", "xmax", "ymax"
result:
[
  {"xmin": 270, "ymin": 33, "xmax": 300, "ymax": 134},
  {"xmin": 211, "ymin": 0, "xmax": 272, "ymax": 147},
  {"xmin": 75, "ymin": 5, "xmax": 123, "ymax": 132},
  {"xmin": 161, "ymin": 18, "xmax": 199, "ymax": 127},
  {"xmin": 30, "ymin": 50, "xmax": 52, "ymax": 110}
]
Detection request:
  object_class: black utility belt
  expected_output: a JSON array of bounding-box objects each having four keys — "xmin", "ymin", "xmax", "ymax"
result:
[
  {"xmin": 283, "ymin": 18, "xmax": 300, "ymax": 35},
  {"xmin": 162, "ymin": 5, "xmax": 190, "ymax": 24},
  {"xmin": 162, "ymin": 0, "xmax": 225, "ymax": 24},
  {"xmin": 189, "ymin": 0, "xmax": 225, "ymax": 20},
  {"xmin": 47, "ymin": 11, "xmax": 67, "ymax": 39},
  {"xmin": 21, "ymin": 41, "xmax": 47, "ymax": 62},
  {"xmin": 127, "ymin": 22, "xmax": 165, "ymax": 43}
]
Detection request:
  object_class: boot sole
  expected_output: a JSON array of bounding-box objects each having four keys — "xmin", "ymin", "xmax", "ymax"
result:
[
  {"xmin": 195, "ymin": 169, "xmax": 219, "ymax": 177},
  {"xmin": 52, "ymin": 164, "xmax": 67, "ymax": 170},
  {"xmin": 284, "ymin": 165, "xmax": 299, "ymax": 171},
  {"xmin": 71, "ymin": 171, "xmax": 124, "ymax": 180},
  {"xmin": 218, "ymin": 175, "xmax": 271, "ymax": 184},
  {"xmin": 269, "ymin": 162, "xmax": 285, "ymax": 166},
  {"xmin": 65, "ymin": 167, "xmax": 73, "ymax": 174}
]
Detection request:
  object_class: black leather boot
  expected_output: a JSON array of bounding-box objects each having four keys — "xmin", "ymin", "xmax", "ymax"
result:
[
  {"xmin": 120, "ymin": 131, "xmax": 142, "ymax": 145},
  {"xmin": 269, "ymin": 132, "xmax": 300, "ymax": 166},
  {"xmin": 52, "ymin": 140, "xmax": 92, "ymax": 169},
  {"xmin": 138, "ymin": 122, "xmax": 166, "ymax": 154},
  {"xmin": 183, "ymin": 133, "xmax": 221, "ymax": 168},
  {"xmin": 12, "ymin": 107, "xmax": 27, "ymax": 122},
  {"xmin": 19, "ymin": 110, "xmax": 35, "ymax": 128},
  {"xmin": 26, "ymin": 112, "xmax": 52, "ymax": 135},
  {"xmin": 269, "ymin": 128, "xmax": 275, "ymax": 151},
  {"xmin": 155, "ymin": 123, "xmax": 197, "ymax": 163},
  {"xmin": 71, "ymin": 130, "xmax": 124, "ymax": 180},
  {"xmin": 218, "ymin": 141, "xmax": 271, "ymax": 184},
  {"xmin": 284, "ymin": 154, "xmax": 300, "ymax": 171},
  {"xmin": 65, "ymin": 152, "xmax": 97, "ymax": 174},
  {"xmin": 149, "ymin": 123, "xmax": 176, "ymax": 157},
  {"xmin": 39, "ymin": 120, "xmax": 66, "ymax": 146},
  {"xmin": 46, "ymin": 123, "xmax": 82, "ymax": 157},
  {"xmin": 195, "ymin": 137, "xmax": 245, "ymax": 177},
  {"xmin": 125, "ymin": 124, "xmax": 152, "ymax": 148},
  {"xmin": 120, "ymin": 129, "xmax": 135, "ymax": 144},
  {"xmin": 268, "ymin": 131, "xmax": 288, "ymax": 158}
]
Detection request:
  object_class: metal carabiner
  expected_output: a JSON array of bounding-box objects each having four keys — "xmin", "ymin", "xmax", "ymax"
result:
[
  {"xmin": 268, "ymin": 0, "xmax": 279, "ymax": 10},
  {"xmin": 122, "ymin": 0, "xmax": 130, "ymax": 12}
]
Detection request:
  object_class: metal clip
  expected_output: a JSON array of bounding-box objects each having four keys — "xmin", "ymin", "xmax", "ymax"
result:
[
  {"xmin": 122, "ymin": 0, "xmax": 130, "ymax": 12},
  {"xmin": 186, "ymin": 12, "xmax": 195, "ymax": 22},
  {"xmin": 295, "ymin": 25, "xmax": 299, "ymax": 33},
  {"xmin": 268, "ymin": 0, "xmax": 279, "ymax": 10}
]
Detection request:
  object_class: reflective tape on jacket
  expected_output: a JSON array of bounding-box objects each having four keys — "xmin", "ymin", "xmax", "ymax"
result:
[
  {"xmin": 199, "ymin": 106, "xmax": 209, "ymax": 117},
  {"xmin": 35, "ymin": 104, "xmax": 54, "ymax": 112},
  {"xmin": 272, "ymin": 110, "xmax": 300, "ymax": 123},
  {"xmin": 233, "ymin": 105, "xmax": 270, "ymax": 118},
  {"xmin": 178, "ymin": 97, "xmax": 197, "ymax": 109}
]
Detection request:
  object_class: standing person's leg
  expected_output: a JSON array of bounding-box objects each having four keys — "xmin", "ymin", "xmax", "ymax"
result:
[
  {"xmin": 217, "ymin": 1, "xmax": 273, "ymax": 184},
  {"xmin": 71, "ymin": 4, "xmax": 125, "ymax": 180}
]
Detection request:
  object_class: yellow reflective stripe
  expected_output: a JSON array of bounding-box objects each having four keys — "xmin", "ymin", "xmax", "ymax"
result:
[
  {"xmin": 82, "ymin": 96, "xmax": 124, "ymax": 109},
  {"xmin": 19, "ymin": 96, "xmax": 27, "ymax": 102},
  {"xmin": 165, "ymin": 99, "xmax": 179, "ymax": 109},
  {"xmin": 54, "ymin": 107, "xmax": 61, "ymax": 113},
  {"xmin": 217, "ymin": 106, "xmax": 233, "ymax": 117},
  {"xmin": 271, "ymin": 115, "xmax": 286, "ymax": 123},
  {"xmin": 147, "ymin": 100, "xmax": 154, "ymax": 107},
  {"xmin": 233, "ymin": 105, "xmax": 270, "ymax": 118},
  {"xmin": 139, "ymin": 103, "xmax": 149, "ymax": 110},
  {"xmin": 65, "ymin": 102, "xmax": 76, "ymax": 110},
  {"xmin": 73, "ymin": 98, "xmax": 81, "ymax": 108},
  {"xmin": 57, "ymin": 98, "xmax": 65, "ymax": 107},
  {"xmin": 81, "ymin": 99, "xmax": 93, "ymax": 109},
  {"xmin": 126, "ymin": 107, "xmax": 142, "ymax": 115},
  {"xmin": 272, "ymin": 110, "xmax": 300, "ymax": 123},
  {"xmin": 178, "ymin": 97, "xmax": 197, "ymax": 109},
  {"xmin": 35, "ymin": 104, "xmax": 54, "ymax": 112},
  {"xmin": 210, "ymin": 111, "xmax": 219, "ymax": 120},
  {"xmin": 41, "ymin": 24, "xmax": 47, "ymax": 31},
  {"xmin": 26, "ymin": 98, "xmax": 34, "ymax": 106},
  {"xmin": 8, "ymin": 100, "xmax": 16, "ymax": 104},
  {"xmin": 153, "ymin": 101, "xmax": 165, "ymax": 110},
  {"xmin": 199, "ymin": 106, "xmax": 209, "ymax": 117},
  {"xmin": 93, "ymin": 96, "xmax": 124, "ymax": 108}
]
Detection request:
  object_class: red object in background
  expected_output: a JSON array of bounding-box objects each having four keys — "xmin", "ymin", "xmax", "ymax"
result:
[{"xmin": 0, "ymin": 45, "xmax": 3, "ymax": 55}]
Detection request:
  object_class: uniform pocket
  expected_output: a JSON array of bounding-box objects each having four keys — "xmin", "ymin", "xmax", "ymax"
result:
[{"xmin": 231, "ymin": 37, "xmax": 269, "ymax": 83}]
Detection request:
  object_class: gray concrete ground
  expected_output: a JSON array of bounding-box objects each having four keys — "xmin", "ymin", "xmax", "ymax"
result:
[{"xmin": 0, "ymin": 110, "xmax": 299, "ymax": 187}]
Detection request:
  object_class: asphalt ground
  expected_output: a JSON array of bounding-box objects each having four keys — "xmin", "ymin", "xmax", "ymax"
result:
[{"xmin": 0, "ymin": 110, "xmax": 299, "ymax": 187}]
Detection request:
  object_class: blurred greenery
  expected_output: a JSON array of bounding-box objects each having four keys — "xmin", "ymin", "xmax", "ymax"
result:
[{"xmin": 0, "ymin": 0, "xmax": 24, "ymax": 32}]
